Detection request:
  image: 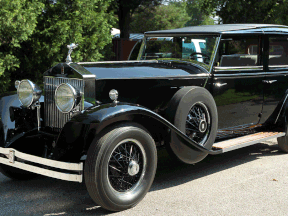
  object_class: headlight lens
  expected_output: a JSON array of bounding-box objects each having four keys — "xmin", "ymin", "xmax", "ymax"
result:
[
  {"xmin": 17, "ymin": 80, "xmax": 42, "ymax": 107},
  {"xmin": 55, "ymin": 83, "xmax": 79, "ymax": 113}
]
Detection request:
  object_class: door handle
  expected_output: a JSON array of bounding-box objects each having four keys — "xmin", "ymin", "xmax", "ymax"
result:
[
  {"xmin": 262, "ymin": 80, "xmax": 277, "ymax": 84},
  {"xmin": 214, "ymin": 83, "xmax": 227, "ymax": 87}
]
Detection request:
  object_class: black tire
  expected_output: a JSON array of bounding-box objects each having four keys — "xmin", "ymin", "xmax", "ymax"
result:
[
  {"xmin": 84, "ymin": 123, "xmax": 157, "ymax": 212},
  {"xmin": 277, "ymin": 136, "xmax": 288, "ymax": 152},
  {"xmin": 0, "ymin": 163, "xmax": 38, "ymax": 180},
  {"xmin": 165, "ymin": 86, "xmax": 218, "ymax": 164}
]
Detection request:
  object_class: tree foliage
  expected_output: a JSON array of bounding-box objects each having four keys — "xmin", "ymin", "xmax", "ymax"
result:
[
  {"xmin": 185, "ymin": 0, "xmax": 214, "ymax": 26},
  {"xmin": 201, "ymin": 0, "xmax": 286, "ymax": 24},
  {"xmin": 0, "ymin": 0, "xmax": 43, "ymax": 93},
  {"xmin": 114, "ymin": 0, "xmax": 162, "ymax": 38},
  {"xmin": 0, "ymin": 0, "xmax": 116, "ymax": 93},
  {"xmin": 130, "ymin": 3, "xmax": 190, "ymax": 33}
]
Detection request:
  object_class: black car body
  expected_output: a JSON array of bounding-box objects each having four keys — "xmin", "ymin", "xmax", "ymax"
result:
[{"xmin": 1, "ymin": 24, "xmax": 288, "ymax": 211}]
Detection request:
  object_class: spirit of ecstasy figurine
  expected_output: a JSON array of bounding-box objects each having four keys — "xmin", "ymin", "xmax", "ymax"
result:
[{"xmin": 66, "ymin": 43, "xmax": 78, "ymax": 63}]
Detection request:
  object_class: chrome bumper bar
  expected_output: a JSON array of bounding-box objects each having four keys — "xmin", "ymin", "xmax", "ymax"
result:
[{"xmin": 0, "ymin": 148, "xmax": 83, "ymax": 183}]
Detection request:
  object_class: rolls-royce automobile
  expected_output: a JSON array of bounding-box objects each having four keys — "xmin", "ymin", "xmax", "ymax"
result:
[{"xmin": 1, "ymin": 24, "xmax": 288, "ymax": 211}]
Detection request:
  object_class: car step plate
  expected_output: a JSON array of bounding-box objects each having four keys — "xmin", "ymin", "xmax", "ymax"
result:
[{"xmin": 212, "ymin": 132, "xmax": 285, "ymax": 153}]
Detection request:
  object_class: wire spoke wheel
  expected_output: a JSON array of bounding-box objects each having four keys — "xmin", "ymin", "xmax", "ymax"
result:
[
  {"xmin": 108, "ymin": 139, "xmax": 146, "ymax": 192},
  {"xmin": 185, "ymin": 102, "xmax": 211, "ymax": 145},
  {"xmin": 84, "ymin": 123, "xmax": 157, "ymax": 211}
]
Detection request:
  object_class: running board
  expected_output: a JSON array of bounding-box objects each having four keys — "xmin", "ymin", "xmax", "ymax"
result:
[{"xmin": 213, "ymin": 132, "xmax": 285, "ymax": 153}]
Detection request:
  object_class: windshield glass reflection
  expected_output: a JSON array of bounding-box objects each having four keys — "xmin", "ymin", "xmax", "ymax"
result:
[{"xmin": 141, "ymin": 35, "xmax": 218, "ymax": 70}]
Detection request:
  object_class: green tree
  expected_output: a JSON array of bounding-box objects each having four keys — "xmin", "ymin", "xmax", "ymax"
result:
[
  {"xmin": 163, "ymin": 0, "xmax": 214, "ymax": 26},
  {"xmin": 267, "ymin": 0, "xmax": 288, "ymax": 25},
  {"xmin": 5, "ymin": 0, "xmax": 116, "ymax": 91},
  {"xmin": 0, "ymin": 0, "xmax": 43, "ymax": 94},
  {"xmin": 185, "ymin": 0, "xmax": 214, "ymax": 26},
  {"xmin": 201, "ymin": 0, "xmax": 283, "ymax": 24},
  {"xmin": 130, "ymin": 3, "xmax": 190, "ymax": 33},
  {"xmin": 114, "ymin": 0, "xmax": 162, "ymax": 38}
]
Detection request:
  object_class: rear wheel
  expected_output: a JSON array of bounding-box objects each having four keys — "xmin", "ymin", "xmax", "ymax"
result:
[
  {"xmin": 84, "ymin": 123, "xmax": 157, "ymax": 211},
  {"xmin": 277, "ymin": 137, "xmax": 288, "ymax": 152},
  {"xmin": 277, "ymin": 116, "xmax": 288, "ymax": 152}
]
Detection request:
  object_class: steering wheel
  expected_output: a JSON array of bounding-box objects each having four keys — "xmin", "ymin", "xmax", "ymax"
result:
[{"xmin": 189, "ymin": 52, "xmax": 210, "ymax": 59}]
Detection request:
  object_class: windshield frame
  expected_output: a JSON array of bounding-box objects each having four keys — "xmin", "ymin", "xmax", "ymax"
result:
[{"xmin": 137, "ymin": 34, "xmax": 221, "ymax": 73}]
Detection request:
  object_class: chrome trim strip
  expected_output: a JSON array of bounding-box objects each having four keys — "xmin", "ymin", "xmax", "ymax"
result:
[
  {"xmin": 214, "ymin": 66, "xmax": 263, "ymax": 71},
  {"xmin": 269, "ymin": 65, "xmax": 288, "ymax": 68},
  {"xmin": 265, "ymin": 71, "xmax": 288, "ymax": 75},
  {"xmin": 78, "ymin": 60, "xmax": 158, "ymax": 64},
  {"xmin": 0, "ymin": 148, "xmax": 83, "ymax": 182},
  {"xmin": 214, "ymin": 72, "xmax": 266, "ymax": 77},
  {"xmin": 214, "ymin": 71, "xmax": 288, "ymax": 77},
  {"xmin": 144, "ymin": 33, "xmax": 221, "ymax": 37}
]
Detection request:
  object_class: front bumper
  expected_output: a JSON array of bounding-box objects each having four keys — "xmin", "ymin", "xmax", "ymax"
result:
[{"xmin": 0, "ymin": 147, "xmax": 83, "ymax": 183}]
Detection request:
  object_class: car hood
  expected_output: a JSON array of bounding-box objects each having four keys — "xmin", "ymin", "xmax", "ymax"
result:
[{"xmin": 80, "ymin": 60, "xmax": 209, "ymax": 80}]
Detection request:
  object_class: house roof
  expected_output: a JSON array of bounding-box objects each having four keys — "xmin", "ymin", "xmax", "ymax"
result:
[{"xmin": 145, "ymin": 24, "xmax": 288, "ymax": 35}]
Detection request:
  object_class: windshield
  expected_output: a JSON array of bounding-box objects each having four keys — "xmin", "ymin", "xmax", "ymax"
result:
[{"xmin": 141, "ymin": 35, "xmax": 218, "ymax": 69}]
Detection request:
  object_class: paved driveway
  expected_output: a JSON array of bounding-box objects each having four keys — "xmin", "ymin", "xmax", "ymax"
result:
[{"xmin": 1, "ymin": 139, "xmax": 288, "ymax": 216}]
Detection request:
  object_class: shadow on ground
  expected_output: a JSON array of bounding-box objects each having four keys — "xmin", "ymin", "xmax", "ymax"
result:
[{"xmin": 0, "ymin": 142, "xmax": 283, "ymax": 215}]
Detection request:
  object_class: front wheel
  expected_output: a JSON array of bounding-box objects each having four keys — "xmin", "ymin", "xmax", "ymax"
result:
[{"xmin": 84, "ymin": 123, "xmax": 157, "ymax": 211}]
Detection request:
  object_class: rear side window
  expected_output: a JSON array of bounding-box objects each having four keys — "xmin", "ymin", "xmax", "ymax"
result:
[
  {"xmin": 268, "ymin": 37, "xmax": 288, "ymax": 67},
  {"xmin": 217, "ymin": 36, "xmax": 260, "ymax": 67}
]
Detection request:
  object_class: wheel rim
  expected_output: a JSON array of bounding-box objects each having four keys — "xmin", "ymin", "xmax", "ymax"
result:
[
  {"xmin": 185, "ymin": 102, "xmax": 211, "ymax": 146},
  {"xmin": 107, "ymin": 139, "xmax": 146, "ymax": 192}
]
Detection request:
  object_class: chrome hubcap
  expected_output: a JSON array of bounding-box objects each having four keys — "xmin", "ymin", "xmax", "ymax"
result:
[
  {"xmin": 186, "ymin": 102, "xmax": 211, "ymax": 145},
  {"xmin": 128, "ymin": 160, "xmax": 140, "ymax": 176},
  {"xmin": 199, "ymin": 120, "xmax": 207, "ymax": 133}
]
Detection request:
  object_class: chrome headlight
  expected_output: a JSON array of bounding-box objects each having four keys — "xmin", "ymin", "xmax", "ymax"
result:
[
  {"xmin": 17, "ymin": 80, "xmax": 42, "ymax": 107},
  {"xmin": 55, "ymin": 83, "xmax": 80, "ymax": 113}
]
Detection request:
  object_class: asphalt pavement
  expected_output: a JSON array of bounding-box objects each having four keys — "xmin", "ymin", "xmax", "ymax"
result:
[{"xmin": 1, "ymin": 138, "xmax": 288, "ymax": 216}]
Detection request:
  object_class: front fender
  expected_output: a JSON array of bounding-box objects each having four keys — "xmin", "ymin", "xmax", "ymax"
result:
[
  {"xmin": 54, "ymin": 102, "xmax": 222, "ymax": 161},
  {"xmin": 0, "ymin": 93, "xmax": 44, "ymax": 147},
  {"xmin": 0, "ymin": 93, "xmax": 22, "ymax": 147}
]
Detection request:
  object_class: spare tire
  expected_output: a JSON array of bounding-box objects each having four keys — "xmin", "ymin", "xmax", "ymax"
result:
[{"xmin": 165, "ymin": 86, "xmax": 218, "ymax": 164}]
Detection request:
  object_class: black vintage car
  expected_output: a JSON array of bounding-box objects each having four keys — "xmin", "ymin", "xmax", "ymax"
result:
[{"xmin": 1, "ymin": 24, "xmax": 288, "ymax": 211}]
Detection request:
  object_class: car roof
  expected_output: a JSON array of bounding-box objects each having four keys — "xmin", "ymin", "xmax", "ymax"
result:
[{"xmin": 145, "ymin": 24, "xmax": 288, "ymax": 35}]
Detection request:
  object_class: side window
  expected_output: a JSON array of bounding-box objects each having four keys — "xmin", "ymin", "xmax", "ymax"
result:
[
  {"xmin": 268, "ymin": 37, "xmax": 288, "ymax": 67},
  {"xmin": 217, "ymin": 36, "xmax": 260, "ymax": 67}
]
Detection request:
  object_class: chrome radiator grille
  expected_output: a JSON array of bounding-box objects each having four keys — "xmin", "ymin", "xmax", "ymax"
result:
[{"xmin": 44, "ymin": 77, "xmax": 84, "ymax": 132}]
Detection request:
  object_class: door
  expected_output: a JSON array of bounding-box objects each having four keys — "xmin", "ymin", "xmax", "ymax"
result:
[
  {"xmin": 261, "ymin": 35, "xmax": 288, "ymax": 123},
  {"xmin": 212, "ymin": 35, "xmax": 264, "ymax": 129}
]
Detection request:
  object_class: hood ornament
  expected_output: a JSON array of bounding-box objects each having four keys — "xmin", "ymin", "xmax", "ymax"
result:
[{"xmin": 66, "ymin": 43, "xmax": 78, "ymax": 63}]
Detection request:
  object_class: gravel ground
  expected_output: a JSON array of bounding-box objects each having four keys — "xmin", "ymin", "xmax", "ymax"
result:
[{"xmin": 1, "ymin": 138, "xmax": 288, "ymax": 216}]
